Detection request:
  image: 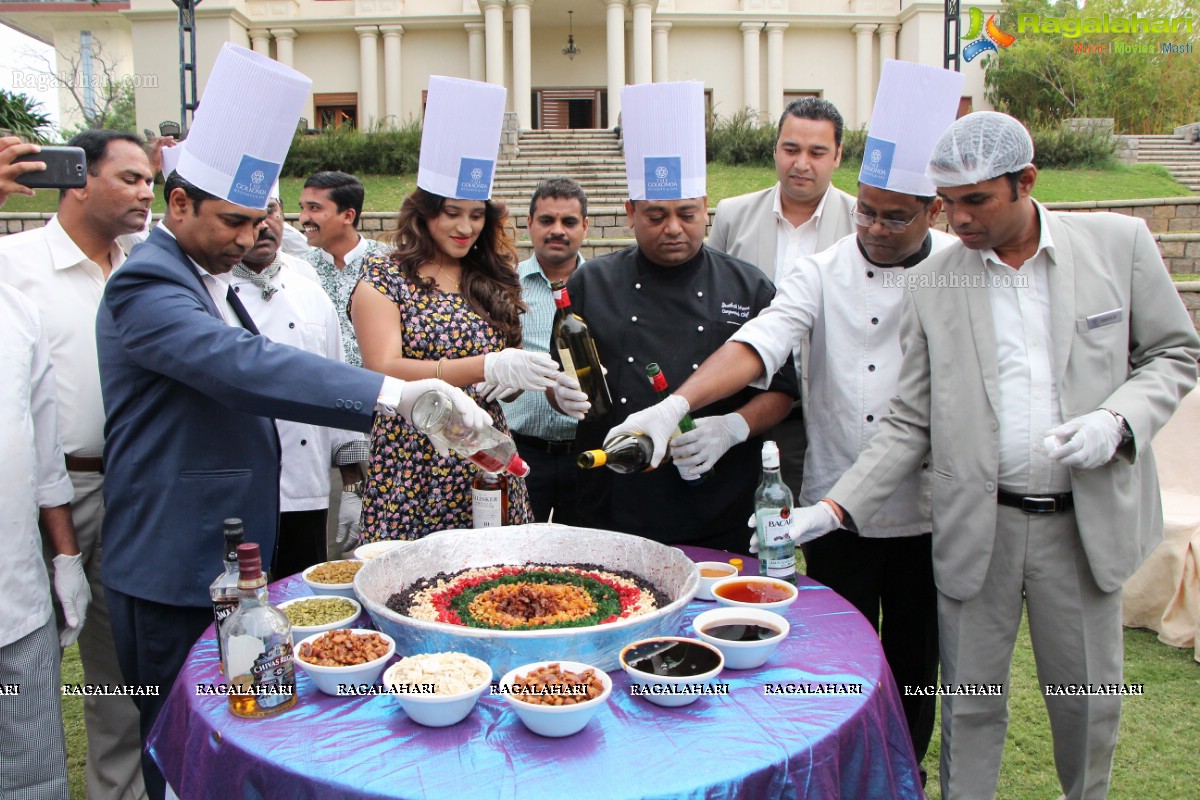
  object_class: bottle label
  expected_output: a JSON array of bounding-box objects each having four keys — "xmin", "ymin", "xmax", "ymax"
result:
[
  {"xmin": 557, "ymin": 347, "xmax": 579, "ymax": 381},
  {"xmin": 248, "ymin": 642, "xmax": 295, "ymax": 709},
  {"xmin": 757, "ymin": 509, "xmax": 796, "ymax": 578},
  {"xmin": 212, "ymin": 598, "xmax": 238, "ymax": 665},
  {"xmin": 472, "ymin": 488, "xmax": 503, "ymax": 528}
]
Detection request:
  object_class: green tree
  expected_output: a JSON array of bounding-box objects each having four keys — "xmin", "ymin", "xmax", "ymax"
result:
[{"xmin": 0, "ymin": 88, "xmax": 52, "ymax": 141}]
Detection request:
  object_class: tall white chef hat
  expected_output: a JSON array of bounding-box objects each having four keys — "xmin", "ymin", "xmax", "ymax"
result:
[
  {"xmin": 172, "ymin": 43, "xmax": 311, "ymax": 210},
  {"xmin": 417, "ymin": 76, "xmax": 507, "ymax": 200},
  {"xmin": 926, "ymin": 111, "xmax": 1035, "ymax": 188},
  {"xmin": 859, "ymin": 60, "xmax": 966, "ymax": 197},
  {"xmin": 620, "ymin": 82, "xmax": 707, "ymax": 201}
]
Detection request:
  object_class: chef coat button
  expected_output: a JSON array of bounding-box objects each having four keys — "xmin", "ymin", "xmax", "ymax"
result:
[
  {"xmin": 620, "ymin": 397, "xmax": 628, "ymax": 404},
  {"xmin": 867, "ymin": 271, "xmax": 875, "ymax": 278},
  {"xmin": 697, "ymin": 325, "xmax": 704, "ymax": 332},
  {"xmin": 300, "ymin": 439, "xmax": 307, "ymax": 446},
  {"xmin": 985, "ymin": 481, "xmax": 996, "ymax": 492},
  {"xmin": 631, "ymin": 316, "xmax": 638, "ymax": 322},
  {"xmin": 697, "ymin": 291, "xmax": 703, "ymax": 297},
  {"xmin": 871, "ymin": 317, "xmax": 879, "ymax": 325},
  {"xmin": 289, "ymin": 322, "xmax": 296, "ymax": 329},
  {"xmin": 692, "ymin": 364, "xmax": 699, "ymax": 370},
  {"xmin": 627, "ymin": 356, "xmax": 634, "ymax": 363},
  {"xmin": 233, "ymin": 286, "xmax": 240, "ymax": 293},
  {"xmin": 635, "ymin": 283, "xmax": 641, "ymax": 289},
  {"xmin": 868, "ymin": 364, "xmax": 876, "ymax": 372},
  {"xmin": 991, "ymin": 421, "xmax": 999, "ymax": 431},
  {"xmin": 866, "ymin": 414, "xmax": 874, "ymax": 422}
]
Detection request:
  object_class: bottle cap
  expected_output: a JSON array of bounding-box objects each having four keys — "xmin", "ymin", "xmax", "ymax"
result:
[
  {"xmin": 236, "ymin": 543, "xmax": 263, "ymax": 581},
  {"xmin": 729, "ymin": 558, "xmax": 743, "ymax": 573},
  {"xmin": 578, "ymin": 450, "xmax": 606, "ymax": 469},
  {"xmin": 761, "ymin": 440, "xmax": 781, "ymax": 469},
  {"xmin": 506, "ymin": 454, "xmax": 531, "ymax": 478},
  {"xmin": 223, "ymin": 518, "xmax": 244, "ymax": 540}
]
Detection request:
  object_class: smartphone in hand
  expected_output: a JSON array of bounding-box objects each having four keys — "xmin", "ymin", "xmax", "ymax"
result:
[{"xmin": 13, "ymin": 146, "xmax": 87, "ymax": 189}]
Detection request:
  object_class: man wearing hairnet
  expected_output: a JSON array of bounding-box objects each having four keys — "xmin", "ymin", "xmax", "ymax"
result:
[{"xmin": 762, "ymin": 112, "xmax": 1198, "ymax": 798}]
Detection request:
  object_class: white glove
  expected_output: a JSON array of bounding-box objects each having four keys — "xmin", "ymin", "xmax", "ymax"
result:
[
  {"xmin": 393, "ymin": 379, "xmax": 492, "ymax": 456},
  {"xmin": 604, "ymin": 396, "xmax": 690, "ymax": 468},
  {"xmin": 483, "ymin": 349, "xmax": 560, "ymax": 394},
  {"xmin": 670, "ymin": 413, "xmax": 750, "ymax": 476},
  {"xmin": 553, "ymin": 372, "xmax": 592, "ymax": 420},
  {"xmin": 337, "ymin": 492, "xmax": 363, "ymax": 552},
  {"xmin": 1045, "ymin": 410, "xmax": 1122, "ymax": 470},
  {"xmin": 475, "ymin": 381, "xmax": 521, "ymax": 404},
  {"xmin": 747, "ymin": 502, "xmax": 841, "ymax": 554},
  {"xmin": 52, "ymin": 553, "xmax": 91, "ymax": 648}
]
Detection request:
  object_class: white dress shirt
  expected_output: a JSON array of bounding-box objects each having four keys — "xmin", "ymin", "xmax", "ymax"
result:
[
  {"xmin": 229, "ymin": 257, "xmax": 367, "ymax": 511},
  {"xmin": 772, "ymin": 183, "xmax": 831, "ymax": 274},
  {"xmin": 0, "ymin": 286, "xmax": 73, "ymax": 647},
  {"xmin": 731, "ymin": 230, "xmax": 956, "ymax": 536},
  {"xmin": 981, "ymin": 204, "xmax": 1070, "ymax": 494},
  {"xmin": 0, "ymin": 215, "xmax": 124, "ymax": 457}
]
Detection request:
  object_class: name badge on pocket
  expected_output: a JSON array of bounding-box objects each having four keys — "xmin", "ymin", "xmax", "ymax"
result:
[{"xmin": 1082, "ymin": 308, "xmax": 1123, "ymax": 331}]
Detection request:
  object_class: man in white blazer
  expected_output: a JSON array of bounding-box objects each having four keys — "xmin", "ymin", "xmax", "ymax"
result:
[
  {"xmin": 790, "ymin": 113, "xmax": 1198, "ymax": 799},
  {"xmin": 707, "ymin": 97, "xmax": 857, "ymax": 496}
]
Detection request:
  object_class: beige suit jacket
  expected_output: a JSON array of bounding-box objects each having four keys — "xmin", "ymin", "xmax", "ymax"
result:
[
  {"xmin": 827, "ymin": 207, "xmax": 1200, "ymax": 601},
  {"xmin": 708, "ymin": 183, "xmax": 856, "ymax": 281}
]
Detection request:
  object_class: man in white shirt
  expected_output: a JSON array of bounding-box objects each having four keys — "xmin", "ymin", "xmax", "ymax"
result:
[
  {"xmin": 707, "ymin": 98, "xmax": 857, "ymax": 501},
  {"xmin": 229, "ymin": 190, "xmax": 369, "ymax": 572},
  {"xmin": 0, "ymin": 135, "xmax": 90, "ymax": 800},
  {"xmin": 0, "ymin": 129, "xmax": 153, "ymax": 800}
]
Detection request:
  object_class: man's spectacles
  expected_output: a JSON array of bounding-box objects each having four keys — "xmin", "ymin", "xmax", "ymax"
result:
[{"xmin": 850, "ymin": 206, "xmax": 923, "ymax": 233}]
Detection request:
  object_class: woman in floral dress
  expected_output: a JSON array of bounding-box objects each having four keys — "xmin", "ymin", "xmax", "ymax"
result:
[{"xmin": 350, "ymin": 188, "xmax": 559, "ymax": 540}]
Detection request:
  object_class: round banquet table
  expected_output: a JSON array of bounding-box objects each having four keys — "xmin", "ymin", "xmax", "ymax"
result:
[{"xmin": 148, "ymin": 546, "xmax": 923, "ymax": 799}]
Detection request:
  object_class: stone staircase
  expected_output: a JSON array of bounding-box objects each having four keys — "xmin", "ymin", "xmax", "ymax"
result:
[
  {"xmin": 493, "ymin": 129, "xmax": 629, "ymax": 212},
  {"xmin": 1132, "ymin": 133, "xmax": 1200, "ymax": 192}
]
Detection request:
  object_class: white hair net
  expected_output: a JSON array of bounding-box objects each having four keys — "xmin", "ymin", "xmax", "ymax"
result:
[{"xmin": 926, "ymin": 111, "xmax": 1034, "ymax": 187}]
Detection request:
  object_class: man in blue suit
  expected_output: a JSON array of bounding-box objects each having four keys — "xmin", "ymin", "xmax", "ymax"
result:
[{"xmin": 96, "ymin": 169, "xmax": 488, "ymax": 798}]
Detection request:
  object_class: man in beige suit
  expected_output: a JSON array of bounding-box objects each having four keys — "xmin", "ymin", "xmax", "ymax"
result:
[
  {"xmin": 707, "ymin": 97, "xmax": 856, "ymax": 496},
  {"xmin": 798, "ymin": 113, "xmax": 1197, "ymax": 799}
]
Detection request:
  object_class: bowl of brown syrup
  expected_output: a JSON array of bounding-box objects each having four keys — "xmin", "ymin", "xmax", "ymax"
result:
[
  {"xmin": 710, "ymin": 576, "xmax": 798, "ymax": 611},
  {"xmin": 619, "ymin": 636, "xmax": 724, "ymax": 707},
  {"xmin": 692, "ymin": 607, "xmax": 789, "ymax": 670}
]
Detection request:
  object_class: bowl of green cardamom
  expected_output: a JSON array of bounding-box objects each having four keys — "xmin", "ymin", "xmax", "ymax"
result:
[{"xmin": 279, "ymin": 596, "xmax": 363, "ymax": 636}]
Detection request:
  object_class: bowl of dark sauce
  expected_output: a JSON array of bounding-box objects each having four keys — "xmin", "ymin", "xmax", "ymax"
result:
[
  {"xmin": 692, "ymin": 607, "xmax": 790, "ymax": 669},
  {"xmin": 619, "ymin": 636, "xmax": 725, "ymax": 707}
]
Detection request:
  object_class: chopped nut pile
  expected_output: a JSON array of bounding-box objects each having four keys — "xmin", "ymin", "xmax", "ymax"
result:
[
  {"xmin": 385, "ymin": 652, "xmax": 491, "ymax": 695},
  {"xmin": 298, "ymin": 630, "xmax": 390, "ymax": 666},
  {"xmin": 510, "ymin": 662, "xmax": 605, "ymax": 706}
]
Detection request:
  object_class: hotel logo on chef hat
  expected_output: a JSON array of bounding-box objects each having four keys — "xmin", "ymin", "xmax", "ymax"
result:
[
  {"xmin": 417, "ymin": 76, "xmax": 507, "ymax": 200},
  {"xmin": 858, "ymin": 60, "xmax": 965, "ymax": 197},
  {"xmin": 621, "ymin": 82, "xmax": 706, "ymax": 201},
  {"xmin": 171, "ymin": 43, "xmax": 311, "ymax": 210}
]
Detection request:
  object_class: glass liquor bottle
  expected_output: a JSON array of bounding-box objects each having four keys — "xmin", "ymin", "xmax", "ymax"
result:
[
  {"xmin": 209, "ymin": 518, "xmax": 244, "ymax": 672},
  {"xmin": 550, "ymin": 280, "xmax": 613, "ymax": 419},
  {"xmin": 472, "ymin": 471, "xmax": 508, "ymax": 528},
  {"xmin": 645, "ymin": 362, "xmax": 708, "ymax": 485},
  {"xmin": 221, "ymin": 543, "xmax": 298, "ymax": 718},
  {"xmin": 410, "ymin": 388, "xmax": 531, "ymax": 477},
  {"xmin": 577, "ymin": 432, "xmax": 656, "ymax": 473},
  {"xmin": 755, "ymin": 441, "xmax": 797, "ymax": 584}
]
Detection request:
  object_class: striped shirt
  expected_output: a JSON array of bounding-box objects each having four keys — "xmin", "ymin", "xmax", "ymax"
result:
[{"xmin": 501, "ymin": 255, "xmax": 580, "ymax": 442}]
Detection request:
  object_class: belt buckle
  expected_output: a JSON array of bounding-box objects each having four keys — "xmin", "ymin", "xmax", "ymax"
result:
[{"xmin": 1021, "ymin": 496, "xmax": 1057, "ymax": 514}]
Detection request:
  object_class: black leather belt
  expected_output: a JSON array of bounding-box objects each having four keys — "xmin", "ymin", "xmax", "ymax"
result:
[
  {"xmin": 65, "ymin": 454, "xmax": 104, "ymax": 473},
  {"xmin": 997, "ymin": 490, "xmax": 1073, "ymax": 514},
  {"xmin": 512, "ymin": 432, "xmax": 575, "ymax": 456}
]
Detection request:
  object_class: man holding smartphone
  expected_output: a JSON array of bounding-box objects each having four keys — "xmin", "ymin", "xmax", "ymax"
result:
[{"xmin": 0, "ymin": 129, "xmax": 155, "ymax": 800}]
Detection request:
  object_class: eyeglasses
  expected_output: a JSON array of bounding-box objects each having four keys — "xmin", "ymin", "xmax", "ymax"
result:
[{"xmin": 850, "ymin": 206, "xmax": 923, "ymax": 233}]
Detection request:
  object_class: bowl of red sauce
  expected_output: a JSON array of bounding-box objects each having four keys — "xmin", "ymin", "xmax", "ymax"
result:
[{"xmin": 710, "ymin": 576, "xmax": 797, "ymax": 612}]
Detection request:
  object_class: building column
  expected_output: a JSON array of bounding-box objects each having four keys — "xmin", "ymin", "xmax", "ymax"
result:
[
  {"xmin": 878, "ymin": 23, "xmax": 899, "ymax": 68},
  {"xmin": 381, "ymin": 25, "xmax": 403, "ymax": 128},
  {"xmin": 652, "ymin": 22, "xmax": 670, "ymax": 83},
  {"xmin": 466, "ymin": 23, "xmax": 486, "ymax": 83},
  {"xmin": 606, "ymin": 0, "xmax": 626, "ymax": 124},
  {"xmin": 249, "ymin": 29, "xmax": 270, "ymax": 56},
  {"xmin": 511, "ymin": 0, "xmax": 532, "ymax": 128},
  {"xmin": 765, "ymin": 22, "xmax": 787, "ymax": 123},
  {"xmin": 631, "ymin": 0, "xmax": 652, "ymax": 85},
  {"xmin": 356, "ymin": 26, "xmax": 380, "ymax": 129},
  {"xmin": 852, "ymin": 23, "xmax": 877, "ymax": 128},
  {"xmin": 741, "ymin": 22, "xmax": 762, "ymax": 117},
  {"xmin": 481, "ymin": 0, "xmax": 506, "ymax": 88},
  {"xmin": 271, "ymin": 28, "xmax": 296, "ymax": 67}
]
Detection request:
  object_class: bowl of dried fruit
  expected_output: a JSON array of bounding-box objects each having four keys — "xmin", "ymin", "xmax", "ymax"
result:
[
  {"xmin": 497, "ymin": 660, "xmax": 612, "ymax": 737},
  {"xmin": 382, "ymin": 651, "xmax": 493, "ymax": 727},
  {"xmin": 279, "ymin": 596, "xmax": 362, "ymax": 637},
  {"xmin": 302, "ymin": 560, "xmax": 364, "ymax": 599},
  {"xmin": 294, "ymin": 629, "xmax": 395, "ymax": 696}
]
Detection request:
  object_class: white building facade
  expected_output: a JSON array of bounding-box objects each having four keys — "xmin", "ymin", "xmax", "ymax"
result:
[{"xmin": 1, "ymin": 0, "xmax": 994, "ymax": 134}]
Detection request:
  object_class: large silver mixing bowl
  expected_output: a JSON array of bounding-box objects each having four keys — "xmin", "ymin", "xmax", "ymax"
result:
[{"xmin": 354, "ymin": 524, "xmax": 700, "ymax": 676}]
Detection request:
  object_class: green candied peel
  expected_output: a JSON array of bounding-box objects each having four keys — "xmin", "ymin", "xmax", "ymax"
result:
[{"xmin": 450, "ymin": 570, "xmax": 622, "ymax": 630}]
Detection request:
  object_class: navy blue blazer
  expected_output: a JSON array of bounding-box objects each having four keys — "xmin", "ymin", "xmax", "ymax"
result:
[{"xmin": 97, "ymin": 227, "xmax": 382, "ymax": 606}]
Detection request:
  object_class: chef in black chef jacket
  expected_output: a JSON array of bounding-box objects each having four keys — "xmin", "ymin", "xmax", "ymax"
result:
[{"xmin": 551, "ymin": 81, "xmax": 797, "ymax": 553}]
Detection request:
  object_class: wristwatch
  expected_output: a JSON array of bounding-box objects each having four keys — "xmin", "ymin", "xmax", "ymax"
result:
[
  {"xmin": 1104, "ymin": 409, "xmax": 1134, "ymax": 447},
  {"xmin": 343, "ymin": 480, "xmax": 365, "ymax": 497}
]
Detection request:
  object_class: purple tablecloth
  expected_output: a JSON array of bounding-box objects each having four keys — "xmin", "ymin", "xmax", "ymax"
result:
[{"xmin": 149, "ymin": 547, "xmax": 922, "ymax": 799}]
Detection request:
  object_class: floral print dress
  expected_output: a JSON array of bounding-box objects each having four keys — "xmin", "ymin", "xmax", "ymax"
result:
[{"xmin": 357, "ymin": 255, "xmax": 533, "ymax": 540}]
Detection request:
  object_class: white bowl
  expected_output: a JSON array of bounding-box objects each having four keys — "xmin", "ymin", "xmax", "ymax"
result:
[
  {"xmin": 294, "ymin": 630, "xmax": 395, "ymax": 696},
  {"xmin": 497, "ymin": 660, "xmax": 612, "ymax": 737},
  {"xmin": 692, "ymin": 607, "xmax": 790, "ymax": 670},
  {"xmin": 619, "ymin": 636, "xmax": 724, "ymax": 708},
  {"xmin": 710, "ymin": 575, "xmax": 798, "ymax": 612},
  {"xmin": 301, "ymin": 560, "xmax": 363, "ymax": 600},
  {"xmin": 278, "ymin": 596, "xmax": 362, "ymax": 637},
  {"xmin": 382, "ymin": 653, "xmax": 492, "ymax": 727},
  {"xmin": 353, "ymin": 540, "xmax": 409, "ymax": 561},
  {"xmin": 695, "ymin": 561, "xmax": 741, "ymax": 601}
]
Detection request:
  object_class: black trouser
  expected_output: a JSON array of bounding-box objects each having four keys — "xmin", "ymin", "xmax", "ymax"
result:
[
  {"xmin": 803, "ymin": 529, "xmax": 939, "ymax": 763},
  {"xmin": 512, "ymin": 434, "xmax": 582, "ymax": 526},
  {"xmin": 105, "ymin": 587, "xmax": 213, "ymax": 800},
  {"xmin": 273, "ymin": 509, "xmax": 330, "ymax": 578}
]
